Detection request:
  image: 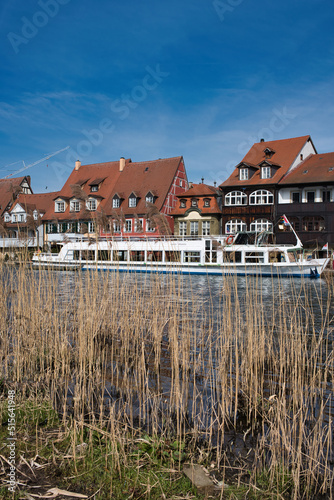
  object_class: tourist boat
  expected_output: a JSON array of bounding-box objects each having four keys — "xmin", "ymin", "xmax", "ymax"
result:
[{"xmin": 32, "ymin": 230, "xmax": 330, "ymax": 278}]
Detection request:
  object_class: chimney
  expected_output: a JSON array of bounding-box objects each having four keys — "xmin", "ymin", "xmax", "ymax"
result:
[
  {"xmin": 214, "ymin": 181, "xmax": 216, "ymax": 187},
  {"xmin": 201, "ymin": 177, "xmax": 204, "ymax": 184},
  {"xmin": 119, "ymin": 157, "xmax": 125, "ymax": 172},
  {"xmin": 75, "ymin": 160, "xmax": 81, "ymax": 171},
  {"xmin": 260, "ymin": 138, "xmax": 264, "ymax": 142},
  {"xmin": 189, "ymin": 182, "xmax": 193, "ymax": 188}
]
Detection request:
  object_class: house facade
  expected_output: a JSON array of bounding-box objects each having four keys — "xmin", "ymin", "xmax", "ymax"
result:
[
  {"xmin": 219, "ymin": 136, "xmax": 317, "ymax": 235},
  {"xmin": 170, "ymin": 182, "xmax": 222, "ymax": 236},
  {"xmin": 42, "ymin": 156, "xmax": 188, "ymax": 249},
  {"xmin": 277, "ymin": 152, "xmax": 334, "ymax": 247},
  {"xmin": 2, "ymin": 192, "xmax": 57, "ymax": 250}
]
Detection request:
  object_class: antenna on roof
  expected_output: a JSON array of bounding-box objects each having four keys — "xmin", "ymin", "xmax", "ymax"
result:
[{"xmin": 4, "ymin": 146, "xmax": 70, "ymax": 179}]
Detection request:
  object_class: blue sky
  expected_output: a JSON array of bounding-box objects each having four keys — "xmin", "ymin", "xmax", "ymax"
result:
[{"xmin": 0, "ymin": 0, "xmax": 333, "ymax": 193}]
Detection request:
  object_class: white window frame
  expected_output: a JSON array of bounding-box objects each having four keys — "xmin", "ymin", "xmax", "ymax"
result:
[
  {"xmin": 70, "ymin": 199, "xmax": 81, "ymax": 212},
  {"xmin": 113, "ymin": 221, "xmax": 121, "ymax": 233},
  {"xmin": 19, "ymin": 214, "xmax": 25, "ymax": 222},
  {"xmin": 91, "ymin": 185, "xmax": 98, "ymax": 192},
  {"xmin": 12, "ymin": 214, "xmax": 17, "ymax": 223},
  {"xmin": 135, "ymin": 218, "xmax": 144, "ymax": 232},
  {"xmin": 239, "ymin": 168, "xmax": 248, "ymax": 180},
  {"xmin": 191, "ymin": 199, "xmax": 198, "ymax": 208},
  {"xmin": 112, "ymin": 196, "xmax": 120, "ymax": 208},
  {"xmin": 88, "ymin": 221, "xmax": 95, "ymax": 233},
  {"xmin": 128, "ymin": 195, "xmax": 137, "ymax": 208},
  {"xmin": 250, "ymin": 219, "xmax": 273, "ymax": 232},
  {"xmin": 33, "ymin": 210, "xmax": 39, "ymax": 220},
  {"xmin": 261, "ymin": 166, "xmax": 271, "ymax": 179},
  {"xmin": 225, "ymin": 191, "xmax": 247, "ymax": 206},
  {"xmin": 249, "ymin": 190, "xmax": 274, "ymax": 205},
  {"xmin": 145, "ymin": 194, "xmax": 154, "ymax": 204},
  {"xmin": 55, "ymin": 200, "xmax": 65, "ymax": 213},
  {"xmin": 4, "ymin": 213, "xmax": 10, "ymax": 223},
  {"xmin": 190, "ymin": 221, "xmax": 199, "ymax": 236},
  {"xmin": 179, "ymin": 221, "xmax": 187, "ymax": 236},
  {"xmin": 202, "ymin": 221, "xmax": 210, "ymax": 236},
  {"xmin": 86, "ymin": 198, "xmax": 97, "ymax": 211},
  {"xmin": 124, "ymin": 219, "xmax": 132, "ymax": 232},
  {"xmin": 225, "ymin": 219, "xmax": 247, "ymax": 234},
  {"xmin": 146, "ymin": 219, "xmax": 156, "ymax": 232}
]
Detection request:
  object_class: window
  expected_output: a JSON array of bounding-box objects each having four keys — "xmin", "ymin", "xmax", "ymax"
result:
[
  {"xmin": 190, "ymin": 221, "xmax": 198, "ymax": 236},
  {"xmin": 55, "ymin": 201, "xmax": 65, "ymax": 212},
  {"xmin": 261, "ymin": 166, "xmax": 271, "ymax": 179},
  {"xmin": 12, "ymin": 214, "xmax": 17, "ymax": 223},
  {"xmin": 225, "ymin": 219, "xmax": 247, "ymax": 234},
  {"xmin": 112, "ymin": 196, "xmax": 120, "ymax": 208},
  {"xmin": 239, "ymin": 168, "xmax": 248, "ymax": 180},
  {"xmin": 292, "ymin": 192, "xmax": 300, "ymax": 204},
  {"xmin": 184, "ymin": 252, "xmax": 200, "ymax": 263},
  {"xmin": 180, "ymin": 199, "xmax": 186, "ymax": 208},
  {"xmin": 135, "ymin": 219, "xmax": 143, "ymax": 232},
  {"xmin": 70, "ymin": 200, "xmax": 80, "ymax": 212},
  {"xmin": 225, "ymin": 191, "xmax": 247, "ymax": 206},
  {"xmin": 322, "ymin": 190, "xmax": 331, "ymax": 202},
  {"xmin": 180, "ymin": 180, "xmax": 183, "ymax": 187},
  {"xmin": 33, "ymin": 210, "xmax": 38, "ymax": 220},
  {"xmin": 289, "ymin": 217, "xmax": 300, "ymax": 232},
  {"xmin": 202, "ymin": 221, "xmax": 211, "ymax": 236},
  {"xmin": 86, "ymin": 199, "xmax": 97, "ymax": 211},
  {"xmin": 306, "ymin": 191, "xmax": 315, "ymax": 203},
  {"xmin": 88, "ymin": 221, "xmax": 95, "ymax": 233},
  {"xmin": 113, "ymin": 221, "xmax": 121, "ymax": 233},
  {"xmin": 249, "ymin": 190, "xmax": 274, "ymax": 205},
  {"xmin": 203, "ymin": 198, "xmax": 211, "ymax": 207},
  {"xmin": 91, "ymin": 185, "xmax": 98, "ymax": 192},
  {"xmin": 179, "ymin": 221, "xmax": 187, "ymax": 236},
  {"xmin": 19, "ymin": 214, "xmax": 25, "ymax": 222},
  {"xmin": 145, "ymin": 193, "xmax": 154, "ymax": 204},
  {"xmin": 302, "ymin": 216, "xmax": 325, "ymax": 232},
  {"xmin": 250, "ymin": 219, "xmax": 273, "ymax": 232},
  {"xmin": 128, "ymin": 195, "xmax": 137, "ymax": 208},
  {"xmin": 4, "ymin": 213, "xmax": 10, "ymax": 222},
  {"xmin": 146, "ymin": 219, "xmax": 156, "ymax": 232},
  {"xmin": 191, "ymin": 199, "xmax": 198, "ymax": 208},
  {"xmin": 124, "ymin": 219, "xmax": 132, "ymax": 232},
  {"xmin": 46, "ymin": 223, "xmax": 57, "ymax": 234}
]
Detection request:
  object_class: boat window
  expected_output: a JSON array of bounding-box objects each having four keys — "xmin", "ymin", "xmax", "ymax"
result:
[
  {"xmin": 147, "ymin": 251, "xmax": 162, "ymax": 262},
  {"xmin": 73, "ymin": 250, "xmax": 80, "ymax": 260},
  {"xmin": 245, "ymin": 252, "xmax": 264, "ymax": 263},
  {"xmin": 130, "ymin": 251, "xmax": 145, "ymax": 262},
  {"xmin": 81, "ymin": 250, "xmax": 95, "ymax": 261},
  {"xmin": 98, "ymin": 250, "xmax": 111, "ymax": 261},
  {"xmin": 184, "ymin": 251, "xmax": 201, "ymax": 263},
  {"xmin": 269, "ymin": 251, "xmax": 286, "ymax": 263},
  {"xmin": 223, "ymin": 251, "xmax": 242, "ymax": 263},
  {"xmin": 113, "ymin": 250, "xmax": 128, "ymax": 262},
  {"xmin": 165, "ymin": 251, "xmax": 181, "ymax": 262}
]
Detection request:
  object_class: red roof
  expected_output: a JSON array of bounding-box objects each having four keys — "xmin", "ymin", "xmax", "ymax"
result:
[
  {"xmin": 279, "ymin": 152, "xmax": 334, "ymax": 184},
  {"xmin": 0, "ymin": 176, "xmax": 32, "ymax": 216},
  {"xmin": 11, "ymin": 192, "xmax": 58, "ymax": 214},
  {"xmin": 43, "ymin": 156, "xmax": 184, "ymax": 221},
  {"xmin": 170, "ymin": 183, "xmax": 221, "ymax": 216},
  {"xmin": 220, "ymin": 136, "xmax": 313, "ymax": 188}
]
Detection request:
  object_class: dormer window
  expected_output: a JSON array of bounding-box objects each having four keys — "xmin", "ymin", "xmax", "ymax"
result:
[
  {"xmin": 128, "ymin": 193, "xmax": 137, "ymax": 208},
  {"xmin": 55, "ymin": 200, "xmax": 65, "ymax": 213},
  {"xmin": 264, "ymin": 147, "xmax": 275, "ymax": 159},
  {"xmin": 70, "ymin": 199, "xmax": 81, "ymax": 212},
  {"xmin": 91, "ymin": 185, "xmax": 98, "ymax": 192},
  {"xmin": 86, "ymin": 198, "xmax": 97, "ymax": 211},
  {"xmin": 4, "ymin": 213, "xmax": 10, "ymax": 223},
  {"xmin": 33, "ymin": 210, "xmax": 39, "ymax": 221},
  {"xmin": 180, "ymin": 199, "xmax": 186, "ymax": 208},
  {"xmin": 203, "ymin": 198, "xmax": 211, "ymax": 207},
  {"xmin": 145, "ymin": 192, "xmax": 155, "ymax": 204},
  {"xmin": 261, "ymin": 166, "xmax": 271, "ymax": 179},
  {"xmin": 112, "ymin": 195, "xmax": 120, "ymax": 208},
  {"xmin": 240, "ymin": 168, "xmax": 248, "ymax": 180},
  {"xmin": 191, "ymin": 198, "xmax": 198, "ymax": 208}
]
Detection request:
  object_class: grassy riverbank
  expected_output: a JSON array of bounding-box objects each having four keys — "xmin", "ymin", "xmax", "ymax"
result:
[{"xmin": 0, "ymin": 261, "xmax": 333, "ymax": 498}]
